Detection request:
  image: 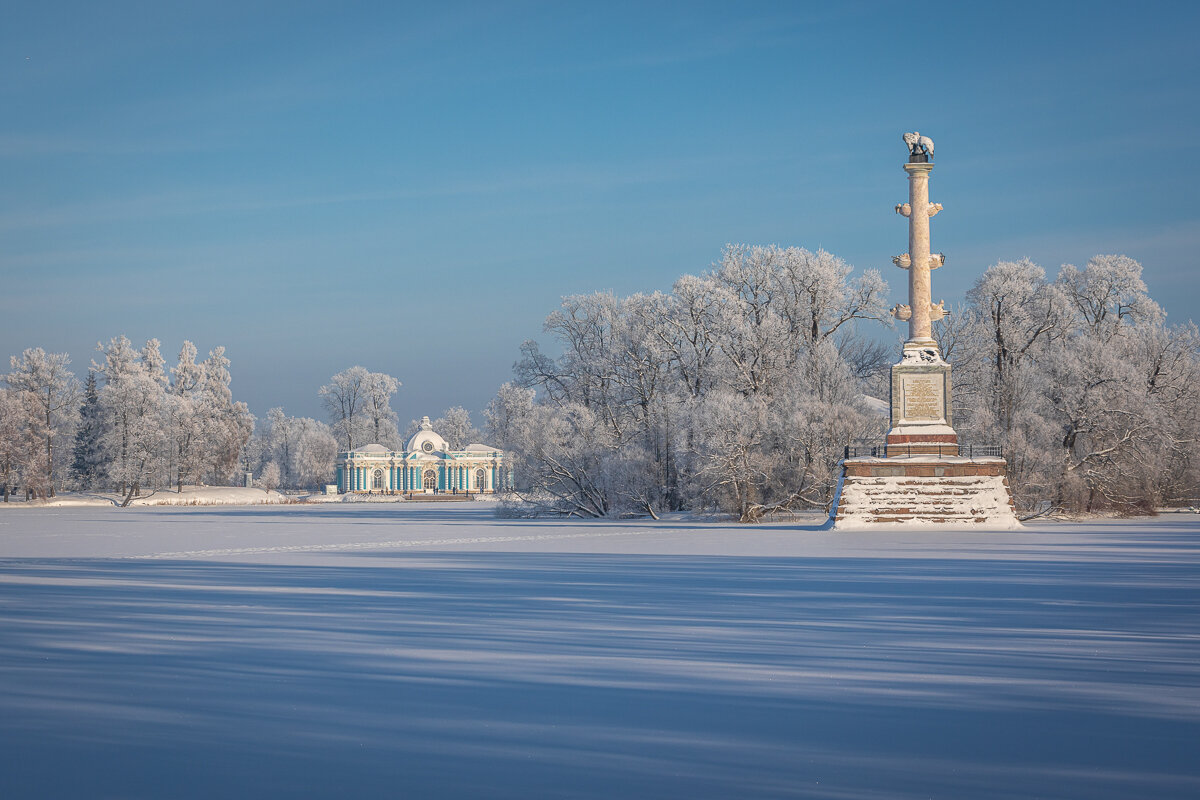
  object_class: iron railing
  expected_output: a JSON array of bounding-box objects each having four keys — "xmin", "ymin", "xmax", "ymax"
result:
[{"xmin": 843, "ymin": 443, "xmax": 1004, "ymax": 459}]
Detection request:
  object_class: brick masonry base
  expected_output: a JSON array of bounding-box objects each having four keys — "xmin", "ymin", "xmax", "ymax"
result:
[
  {"xmin": 842, "ymin": 459, "xmax": 1007, "ymax": 479},
  {"xmin": 885, "ymin": 433, "xmax": 959, "ymax": 444}
]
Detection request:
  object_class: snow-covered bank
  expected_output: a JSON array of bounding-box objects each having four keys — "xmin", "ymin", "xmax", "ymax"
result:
[
  {"xmin": 0, "ymin": 493, "xmax": 114, "ymax": 508},
  {"xmin": 119, "ymin": 486, "xmax": 292, "ymax": 506},
  {"xmin": 0, "ymin": 486, "xmax": 293, "ymax": 508},
  {"xmin": 1, "ymin": 488, "xmax": 501, "ymax": 509},
  {"xmin": 1, "ymin": 506, "xmax": 1198, "ymax": 799}
]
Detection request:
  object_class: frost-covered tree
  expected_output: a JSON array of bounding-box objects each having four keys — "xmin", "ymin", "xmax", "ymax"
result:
[
  {"xmin": 0, "ymin": 388, "xmax": 24, "ymax": 501},
  {"xmin": 320, "ymin": 366, "xmax": 369, "ymax": 449},
  {"xmin": 686, "ymin": 391, "xmax": 771, "ymax": 521},
  {"xmin": 198, "ymin": 347, "xmax": 254, "ymax": 485},
  {"xmin": 93, "ymin": 335, "xmax": 140, "ymax": 383},
  {"xmin": 1057, "ymin": 255, "xmax": 1161, "ymax": 343},
  {"xmin": 710, "ymin": 245, "xmax": 889, "ymax": 388},
  {"xmin": 95, "ymin": 338, "xmax": 169, "ymax": 506},
  {"xmin": 172, "ymin": 340, "xmax": 204, "ymax": 395},
  {"xmin": 485, "ymin": 383, "xmax": 537, "ymax": 448},
  {"xmin": 6, "ymin": 348, "xmax": 79, "ymax": 497},
  {"xmin": 251, "ymin": 408, "xmax": 338, "ymax": 489},
  {"xmin": 167, "ymin": 342, "xmax": 206, "ymax": 492},
  {"xmin": 967, "ymin": 260, "xmax": 1065, "ymax": 425},
  {"xmin": 433, "ymin": 406, "xmax": 481, "ymax": 450},
  {"xmin": 951, "ymin": 254, "xmax": 1200, "ymax": 514},
  {"xmin": 87, "ymin": 337, "xmax": 251, "ymax": 501},
  {"xmin": 71, "ymin": 371, "xmax": 104, "ymax": 490},
  {"xmin": 141, "ymin": 339, "xmax": 168, "ymax": 388},
  {"xmin": 657, "ymin": 274, "xmax": 725, "ymax": 398},
  {"xmin": 258, "ymin": 460, "xmax": 281, "ymax": 491},
  {"xmin": 499, "ymin": 401, "xmax": 625, "ymax": 517},
  {"xmin": 319, "ymin": 367, "xmax": 401, "ymax": 450},
  {"xmin": 499, "ymin": 243, "xmax": 891, "ymax": 520},
  {"xmin": 292, "ymin": 420, "xmax": 338, "ymax": 488},
  {"xmin": 364, "ymin": 372, "xmax": 401, "ymax": 448}
]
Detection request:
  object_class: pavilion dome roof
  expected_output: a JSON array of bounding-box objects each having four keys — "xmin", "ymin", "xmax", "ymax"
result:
[
  {"xmin": 406, "ymin": 415, "xmax": 448, "ymax": 454},
  {"xmin": 354, "ymin": 443, "xmax": 388, "ymax": 454}
]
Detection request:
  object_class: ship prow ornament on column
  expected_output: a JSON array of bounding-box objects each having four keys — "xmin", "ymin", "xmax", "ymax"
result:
[{"xmin": 830, "ymin": 133, "xmax": 1019, "ymax": 529}]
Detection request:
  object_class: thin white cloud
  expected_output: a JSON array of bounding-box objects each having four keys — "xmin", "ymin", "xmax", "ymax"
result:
[{"xmin": 0, "ymin": 151, "xmax": 768, "ymax": 233}]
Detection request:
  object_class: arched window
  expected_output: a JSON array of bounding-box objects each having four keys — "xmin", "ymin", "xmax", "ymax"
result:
[
  {"xmin": 475, "ymin": 468, "xmax": 486, "ymax": 491},
  {"xmin": 372, "ymin": 469, "xmax": 384, "ymax": 489},
  {"xmin": 423, "ymin": 470, "xmax": 437, "ymax": 490}
]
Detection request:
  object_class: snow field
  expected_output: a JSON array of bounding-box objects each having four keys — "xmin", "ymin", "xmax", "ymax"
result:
[{"xmin": 1, "ymin": 504, "xmax": 1198, "ymax": 799}]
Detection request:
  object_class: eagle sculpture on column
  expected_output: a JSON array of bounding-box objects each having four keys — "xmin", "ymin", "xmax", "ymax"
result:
[{"xmin": 903, "ymin": 131, "xmax": 934, "ymax": 160}]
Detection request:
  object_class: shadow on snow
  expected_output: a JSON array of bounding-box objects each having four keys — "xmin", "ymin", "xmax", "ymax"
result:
[{"xmin": 2, "ymin": 545, "xmax": 1199, "ymax": 799}]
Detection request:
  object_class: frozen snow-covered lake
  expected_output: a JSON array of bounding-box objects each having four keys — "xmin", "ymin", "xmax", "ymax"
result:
[{"xmin": 1, "ymin": 504, "xmax": 1198, "ymax": 799}]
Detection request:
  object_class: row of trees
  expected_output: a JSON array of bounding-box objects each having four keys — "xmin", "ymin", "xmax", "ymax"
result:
[
  {"xmin": 485, "ymin": 245, "xmax": 892, "ymax": 521},
  {"xmin": 486, "ymin": 246, "xmax": 1200, "ymax": 519},
  {"xmin": 9, "ymin": 250, "xmax": 1195, "ymax": 516},
  {"xmin": 241, "ymin": 409, "xmax": 339, "ymax": 492},
  {"xmin": 1, "ymin": 338, "xmax": 253, "ymax": 505},
  {"xmin": 2, "ymin": 344, "xmax": 490, "ymax": 499},
  {"xmin": 943, "ymin": 255, "xmax": 1200, "ymax": 514}
]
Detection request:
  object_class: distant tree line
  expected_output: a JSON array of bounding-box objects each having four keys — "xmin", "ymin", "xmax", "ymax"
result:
[
  {"xmin": 486, "ymin": 246, "xmax": 1200, "ymax": 520},
  {"xmin": 1, "ymin": 337, "xmax": 253, "ymax": 506},
  {"xmin": 942, "ymin": 255, "xmax": 1200, "ymax": 515},
  {"xmin": 9, "ymin": 250, "xmax": 1194, "ymax": 517},
  {"xmin": 0, "ymin": 339, "xmax": 494, "ymax": 503},
  {"xmin": 485, "ymin": 245, "xmax": 893, "ymax": 521}
]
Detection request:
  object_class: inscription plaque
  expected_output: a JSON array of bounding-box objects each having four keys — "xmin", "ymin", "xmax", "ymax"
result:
[{"xmin": 901, "ymin": 374, "xmax": 944, "ymax": 422}]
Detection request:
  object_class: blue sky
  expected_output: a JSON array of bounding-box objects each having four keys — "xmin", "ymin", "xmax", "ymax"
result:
[{"xmin": 2, "ymin": 1, "xmax": 1197, "ymax": 424}]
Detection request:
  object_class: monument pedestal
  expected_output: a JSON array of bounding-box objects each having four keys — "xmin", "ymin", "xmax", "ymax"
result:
[
  {"xmin": 830, "ymin": 347, "xmax": 1019, "ymax": 528},
  {"xmin": 887, "ymin": 344, "xmax": 957, "ymax": 453}
]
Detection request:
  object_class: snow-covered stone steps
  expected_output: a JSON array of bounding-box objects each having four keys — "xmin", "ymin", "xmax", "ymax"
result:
[{"xmin": 832, "ymin": 470, "xmax": 1020, "ymax": 529}]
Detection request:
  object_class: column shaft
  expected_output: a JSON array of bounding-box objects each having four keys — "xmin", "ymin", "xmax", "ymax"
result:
[{"xmin": 905, "ymin": 162, "xmax": 934, "ymax": 344}]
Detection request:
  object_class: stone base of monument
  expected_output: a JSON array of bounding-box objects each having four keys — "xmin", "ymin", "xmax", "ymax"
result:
[
  {"xmin": 830, "ymin": 455, "xmax": 1020, "ymax": 529},
  {"xmin": 828, "ymin": 345, "xmax": 1019, "ymax": 529}
]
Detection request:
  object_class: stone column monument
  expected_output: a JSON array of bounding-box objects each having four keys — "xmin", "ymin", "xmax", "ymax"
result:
[
  {"xmin": 887, "ymin": 133, "xmax": 956, "ymax": 455},
  {"xmin": 828, "ymin": 134, "xmax": 1018, "ymax": 529}
]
